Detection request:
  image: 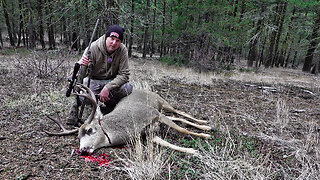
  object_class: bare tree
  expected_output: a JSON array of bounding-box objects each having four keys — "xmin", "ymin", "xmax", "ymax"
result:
[
  {"xmin": 314, "ymin": 48, "xmax": 320, "ymax": 75},
  {"xmin": 0, "ymin": 27, "xmax": 3, "ymax": 48},
  {"xmin": 2, "ymin": 0, "xmax": 15, "ymax": 46},
  {"xmin": 273, "ymin": 1, "xmax": 288, "ymax": 67},
  {"xmin": 160, "ymin": 0, "xmax": 166, "ymax": 57},
  {"xmin": 247, "ymin": 2, "xmax": 265, "ymax": 68},
  {"xmin": 17, "ymin": 0, "xmax": 25, "ymax": 47},
  {"xmin": 128, "ymin": 0, "xmax": 135, "ymax": 57},
  {"xmin": 265, "ymin": 1, "xmax": 281, "ymax": 68},
  {"xmin": 142, "ymin": 0, "xmax": 151, "ymax": 58},
  {"xmin": 37, "ymin": 0, "xmax": 45, "ymax": 49},
  {"xmin": 26, "ymin": 0, "xmax": 36, "ymax": 48},
  {"xmin": 46, "ymin": 0, "xmax": 55, "ymax": 50},
  {"xmin": 303, "ymin": 11, "xmax": 320, "ymax": 72}
]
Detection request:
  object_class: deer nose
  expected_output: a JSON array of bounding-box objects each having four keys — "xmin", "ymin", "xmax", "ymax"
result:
[{"xmin": 80, "ymin": 147, "xmax": 93, "ymax": 155}]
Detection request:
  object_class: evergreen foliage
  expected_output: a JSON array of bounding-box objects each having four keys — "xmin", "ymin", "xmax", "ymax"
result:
[{"xmin": 0, "ymin": 0, "xmax": 319, "ymax": 72}]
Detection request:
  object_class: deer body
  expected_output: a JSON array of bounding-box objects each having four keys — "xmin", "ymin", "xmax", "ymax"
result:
[
  {"xmin": 45, "ymin": 85, "xmax": 212, "ymax": 154},
  {"xmin": 78, "ymin": 90, "xmax": 162, "ymax": 153}
]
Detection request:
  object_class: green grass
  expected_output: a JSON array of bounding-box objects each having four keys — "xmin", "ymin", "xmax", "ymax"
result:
[
  {"xmin": 159, "ymin": 55, "xmax": 183, "ymax": 66},
  {"xmin": 0, "ymin": 47, "xmax": 30, "ymax": 56},
  {"xmin": 239, "ymin": 67, "xmax": 260, "ymax": 73}
]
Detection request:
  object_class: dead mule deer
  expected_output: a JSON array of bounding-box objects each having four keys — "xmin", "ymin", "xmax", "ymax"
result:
[{"xmin": 45, "ymin": 84, "xmax": 213, "ymax": 154}]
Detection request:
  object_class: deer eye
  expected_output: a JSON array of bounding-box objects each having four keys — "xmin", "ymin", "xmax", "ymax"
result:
[
  {"xmin": 85, "ymin": 128, "xmax": 96, "ymax": 136},
  {"xmin": 87, "ymin": 128, "xmax": 93, "ymax": 135}
]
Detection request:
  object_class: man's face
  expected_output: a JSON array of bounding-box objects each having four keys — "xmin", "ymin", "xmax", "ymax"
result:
[{"xmin": 106, "ymin": 36, "xmax": 121, "ymax": 53}]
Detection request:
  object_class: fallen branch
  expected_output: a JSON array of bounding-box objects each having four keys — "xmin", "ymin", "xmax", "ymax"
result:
[{"xmin": 0, "ymin": 137, "xmax": 6, "ymax": 140}]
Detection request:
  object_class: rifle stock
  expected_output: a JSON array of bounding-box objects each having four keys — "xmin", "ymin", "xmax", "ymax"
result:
[{"xmin": 66, "ymin": 63, "xmax": 80, "ymax": 97}]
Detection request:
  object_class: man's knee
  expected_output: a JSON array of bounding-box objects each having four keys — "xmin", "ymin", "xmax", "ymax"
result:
[
  {"xmin": 116, "ymin": 82, "xmax": 133, "ymax": 98},
  {"xmin": 106, "ymin": 82, "xmax": 133, "ymax": 105},
  {"xmin": 83, "ymin": 78, "xmax": 103, "ymax": 95},
  {"xmin": 122, "ymin": 82, "xmax": 133, "ymax": 96}
]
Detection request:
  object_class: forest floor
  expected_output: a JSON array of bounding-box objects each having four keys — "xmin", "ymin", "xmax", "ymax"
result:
[{"xmin": 0, "ymin": 49, "xmax": 319, "ymax": 179}]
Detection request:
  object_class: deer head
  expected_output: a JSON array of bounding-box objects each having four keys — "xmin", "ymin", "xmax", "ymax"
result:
[
  {"xmin": 44, "ymin": 84, "xmax": 111, "ymax": 155},
  {"xmin": 73, "ymin": 84, "xmax": 115, "ymax": 155}
]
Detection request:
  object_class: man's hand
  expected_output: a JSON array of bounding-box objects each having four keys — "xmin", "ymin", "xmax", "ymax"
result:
[
  {"xmin": 98, "ymin": 86, "xmax": 110, "ymax": 102},
  {"xmin": 77, "ymin": 54, "xmax": 90, "ymax": 66}
]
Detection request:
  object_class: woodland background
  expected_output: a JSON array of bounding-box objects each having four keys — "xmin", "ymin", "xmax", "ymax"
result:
[
  {"xmin": 1, "ymin": 0, "xmax": 320, "ymax": 73},
  {"xmin": 1, "ymin": 0, "xmax": 320, "ymax": 179}
]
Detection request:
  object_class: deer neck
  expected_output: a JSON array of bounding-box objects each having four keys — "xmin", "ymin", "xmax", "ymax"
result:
[{"xmin": 94, "ymin": 106, "xmax": 104, "ymax": 120}]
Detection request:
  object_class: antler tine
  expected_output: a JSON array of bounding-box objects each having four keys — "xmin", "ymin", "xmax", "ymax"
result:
[
  {"xmin": 43, "ymin": 113, "xmax": 78, "ymax": 136},
  {"xmin": 72, "ymin": 84, "xmax": 97, "ymax": 124},
  {"xmin": 72, "ymin": 84, "xmax": 96, "ymax": 100}
]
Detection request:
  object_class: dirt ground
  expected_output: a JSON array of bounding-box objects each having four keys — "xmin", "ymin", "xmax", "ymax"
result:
[{"xmin": 0, "ymin": 51, "xmax": 319, "ymax": 179}]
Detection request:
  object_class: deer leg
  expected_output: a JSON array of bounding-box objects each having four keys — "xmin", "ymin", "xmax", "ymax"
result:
[
  {"xmin": 162, "ymin": 104, "xmax": 208, "ymax": 124},
  {"xmin": 152, "ymin": 136, "xmax": 198, "ymax": 154},
  {"xmin": 158, "ymin": 115, "xmax": 211, "ymax": 139},
  {"xmin": 167, "ymin": 116, "xmax": 214, "ymax": 131}
]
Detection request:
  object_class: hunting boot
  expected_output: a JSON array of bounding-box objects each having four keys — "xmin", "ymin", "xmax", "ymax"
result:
[{"xmin": 66, "ymin": 102, "xmax": 79, "ymax": 126}]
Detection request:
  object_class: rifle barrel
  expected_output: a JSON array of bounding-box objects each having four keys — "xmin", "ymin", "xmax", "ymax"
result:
[{"xmin": 87, "ymin": 19, "xmax": 100, "ymax": 51}]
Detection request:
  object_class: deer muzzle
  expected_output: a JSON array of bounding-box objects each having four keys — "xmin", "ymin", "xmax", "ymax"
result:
[{"xmin": 79, "ymin": 146, "xmax": 94, "ymax": 155}]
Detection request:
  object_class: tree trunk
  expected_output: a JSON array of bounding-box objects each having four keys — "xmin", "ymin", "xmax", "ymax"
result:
[
  {"xmin": 160, "ymin": 0, "xmax": 166, "ymax": 57},
  {"xmin": 104, "ymin": 0, "xmax": 119, "ymax": 27},
  {"xmin": 17, "ymin": 0, "xmax": 24, "ymax": 47},
  {"xmin": 37, "ymin": 0, "xmax": 45, "ymax": 49},
  {"xmin": 46, "ymin": 0, "xmax": 55, "ymax": 50},
  {"xmin": 283, "ymin": 6, "xmax": 296, "ymax": 68},
  {"xmin": 62, "ymin": 16, "xmax": 68, "ymax": 45},
  {"xmin": 302, "ymin": 11, "xmax": 320, "ymax": 72},
  {"xmin": 128, "ymin": 0, "xmax": 135, "ymax": 57},
  {"xmin": 26, "ymin": 0, "xmax": 36, "ymax": 48},
  {"xmin": 259, "ymin": 35, "xmax": 267, "ymax": 67},
  {"xmin": 142, "ymin": 0, "xmax": 151, "ymax": 58},
  {"xmin": 314, "ymin": 50, "xmax": 320, "ymax": 75},
  {"xmin": 2, "ymin": 0, "xmax": 15, "ymax": 46},
  {"xmin": 273, "ymin": 1, "xmax": 287, "ymax": 67},
  {"xmin": 247, "ymin": 2, "xmax": 265, "ymax": 67},
  {"xmin": 233, "ymin": 0, "xmax": 239, "ymax": 17},
  {"xmin": 238, "ymin": 0, "xmax": 245, "ymax": 23},
  {"xmin": 265, "ymin": 1, "xmax": 281, "ymax": 68},
  {"xmin": 10, "ymin": 1, "xmax": 17, "ymax": 44},
  {"xmin": 150, "ymin": 0, "xmax": 157, "ymax": 57},
  {"xmin": 82, "ymin": 0, "xmax": 90, "ymax": 50},
  {"xmin": 284, "ymin": 48, "xmax": 291, "ymax": 68},
  {"xmin": 71, "ymin": 32, "xmax": 79, "ymax": 51},
  {"xmin": 0, "ymin": 28, "xmax": 3, "ymax": 48}
]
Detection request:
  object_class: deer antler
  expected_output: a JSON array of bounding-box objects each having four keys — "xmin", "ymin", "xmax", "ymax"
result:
[
  {"xmin": 43, "ymin": 113, "xmax": 79, "ymax": 136},
  {"xmin": 72, "ymin": 84, "xmax": 97, "ymax": 124},
  {"xmin": 44, "ymin": 84, "xmax": 98, "ymax": 136}
]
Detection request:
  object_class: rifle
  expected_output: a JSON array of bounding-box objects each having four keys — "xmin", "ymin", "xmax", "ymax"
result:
[
  {"xmin": 65, "ymin": 19, "xmax": 100, "ymax": 98},
  {"xmin": 66, "ymin": 63, "xmax": 80, "ymax": 97},
  {"xmin": 78, "ymin": 18, "xmax": 100, "ymax": 121}
]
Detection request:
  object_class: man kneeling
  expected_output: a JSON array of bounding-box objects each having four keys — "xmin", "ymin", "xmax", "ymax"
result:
[{"xmin": 67, "ymin": 25, "xmax": 133, "ymax": 126}]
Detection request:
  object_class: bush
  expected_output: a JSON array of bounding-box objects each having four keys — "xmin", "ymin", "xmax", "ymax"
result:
[{"xmin": 159, "ymin": 55, "xmax": 183, "ymax": 66}]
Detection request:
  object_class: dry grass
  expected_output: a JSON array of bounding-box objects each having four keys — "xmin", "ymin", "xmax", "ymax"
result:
[
  {"xmin": 130, "ymin": 59, "xmax": 320, "ymax": 90},
  {"xmin": 1, "ymin": 50, "xmax": 319, "ymax": 179},
  {"xmin": 196, "ymin": 135, "xmax": 272, "ymax": 179},
  {"xmin": 129, "ymin": 59, "xmax": 320, "ymax": 179},
  {"xmin": 108, "ymin": 134, "xmax": 169, "ymax": 180}
]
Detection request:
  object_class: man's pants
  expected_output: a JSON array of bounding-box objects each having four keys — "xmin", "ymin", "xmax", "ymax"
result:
[
  {"xmin": 85, "ymin": 77, "xmax": 132, "ymax": 102},
  {"xmin": 79, "ymin": 77, "xmax": 133, "ymax": 113}
]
